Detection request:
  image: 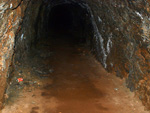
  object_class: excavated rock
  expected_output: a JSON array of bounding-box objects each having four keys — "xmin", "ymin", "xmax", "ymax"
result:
[{"xmin": 1, "ymin": 0, "xmax": 150, "ymax": 110}]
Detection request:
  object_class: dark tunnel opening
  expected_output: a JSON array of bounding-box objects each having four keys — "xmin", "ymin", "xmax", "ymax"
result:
[
  {"xmin": 48, "ymin": 4, "xmax": 74, "ymax": 32},
  {"xmin": 44, "ymin": 3, "xmax": 93, "ymax": 44}
]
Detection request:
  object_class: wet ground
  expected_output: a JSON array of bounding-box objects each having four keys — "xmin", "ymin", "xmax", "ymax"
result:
[{"xmin": 2, "ymin": 34, "xmax": 149, "ymax": 113}]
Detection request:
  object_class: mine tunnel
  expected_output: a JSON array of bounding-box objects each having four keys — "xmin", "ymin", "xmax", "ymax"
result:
[
  {"xmin": 47, "ymin": 3, "xmax": 90, "ymax": 43},
  {"xmin": 1, "ymin": 0, "xmax": 150, "ymax": 113},
  {"xmin": 48, "ymin": 4, "xmax": 75, "ymax": 33}
]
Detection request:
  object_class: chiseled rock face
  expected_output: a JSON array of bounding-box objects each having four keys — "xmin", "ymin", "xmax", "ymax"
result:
[
  {"xmin": 0, "ymin": 0, "xmax": 43, "ymax": 109},
  {"xmin": 86, "ymin": 0, "xmax": 150, "ymax": 109},
  {"xmin": 1, "ymin": 0, "xmax": 150, "ymax": 110},
  {"xmin": 0, "ymin": 0, "xmax": 44, "ymax": 109},
  {"xmin": 14, "ymin": 0, "xmax": 43, "ymax": 61},
  {"xmin": 0, "ymin": 0, "xmax": 30, "ymax": 108}
]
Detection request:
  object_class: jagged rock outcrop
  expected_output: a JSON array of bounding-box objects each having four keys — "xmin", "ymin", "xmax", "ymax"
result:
[{"xmin": 86, "ymin": 0, "xmax": 150, "ymax": 109}]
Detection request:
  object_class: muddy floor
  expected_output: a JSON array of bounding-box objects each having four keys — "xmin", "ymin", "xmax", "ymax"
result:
[{"xmin": 2, "ymin": 34, "xmax": 149, "ymax": 113}]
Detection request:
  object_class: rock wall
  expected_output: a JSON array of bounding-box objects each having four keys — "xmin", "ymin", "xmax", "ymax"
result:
[
  {"xmin": 0, "ymin": 0, "xmax": 43, "ymax": 109},
  {"xmin": 0, "ymin": 0, "xmax": 30, "ymax": 108},
  {"xmin": 14, "ymin": 0, "xmax": 43, "ymax": 61},
  {"xmin": 85, "ymin": 0, "xmax": 150, "ymax": 109}
]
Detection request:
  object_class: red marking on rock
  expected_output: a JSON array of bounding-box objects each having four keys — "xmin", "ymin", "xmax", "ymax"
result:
[{"xmin": 17, "ymin": 78, "xmax": 23, "ymax": 82}]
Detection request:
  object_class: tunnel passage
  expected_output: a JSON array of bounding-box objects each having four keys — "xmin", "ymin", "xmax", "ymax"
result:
[
  {"xmin": 45, "ymin": 3, "xmax": 93, "ymax": 44},
  {"xmin": 4, "ymin": 0, "xmax": 96, "ymax": 106},
  {"xmin": 3, "ymin": 1, "xmax": 100, "ymax": 111},
  {"xmin": 1, "ymin": 0, "xmax": 150, "ymax": 111},
  {"xmin": 48, "ymin": 4, "xmax": 74, "ymax": 33}
]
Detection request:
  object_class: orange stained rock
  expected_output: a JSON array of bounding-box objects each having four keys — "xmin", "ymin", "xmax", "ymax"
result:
[
  {"xmin": 8, "ymin": 31, "xmax": 15, "ymax": 39},
  {"xmin": 16, "ymin": 6, "xmax": 22, "ymax": 16},
  {"xmin": 8, "ymin": 12, "xmax": 14, "ymax": 30},
  {"xmin": 2, "ymin": 47, "xmax": 8, "ymax": 53},
  {"xmin": 8, "ymin": 19, "xmax": 12, "ymax": 30}
]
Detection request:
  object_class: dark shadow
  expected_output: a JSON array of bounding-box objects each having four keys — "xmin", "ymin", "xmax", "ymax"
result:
[
  {"xmin": 47, "ymin": 3, "xmax": 93, "ymax": 44},
  {"xmin": 48, "ymin": 4, "xmax": 74, "ymax": 33}
]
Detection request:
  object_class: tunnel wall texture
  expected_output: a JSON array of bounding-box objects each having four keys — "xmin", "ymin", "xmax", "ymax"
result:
[
  {"xmin": 85, "ymin": 0, "xmax": 150, "ymax": 109},
  {"xmin": 1, "ymin": 0, "xmax": 150, "ymax": 110},
  {"xmin": 0, "ymin": 0, "xmax": 30, "ymax": 108}
]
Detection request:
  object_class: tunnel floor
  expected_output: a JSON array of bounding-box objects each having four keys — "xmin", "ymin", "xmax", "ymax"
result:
[{"xmin": 2, "ymin": 34, "xmax": 148, "ymax": 113}]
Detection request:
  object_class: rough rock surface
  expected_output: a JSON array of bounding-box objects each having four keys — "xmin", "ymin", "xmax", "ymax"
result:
[
  {"xmin": 86, "ymin": 0, "xmax": 150, "ymax": 109},
  {"xmin": 0, "ymin": 0, "xmax": 29, "ymax": 109},
  {"xmin": 1, "ymin": 0, "xmax": 150, "ymax": 110}
]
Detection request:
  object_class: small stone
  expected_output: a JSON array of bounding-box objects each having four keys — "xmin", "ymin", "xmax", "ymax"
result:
[
  {"xmin": 32, "ymin": 101, "xmax": 36, "ymax": 104},
  {"xmin": 34, "ymin": 81, "xmax": 37, "ymax": 84},
  {"xmin": 114, "ymin": 88, "xmax": 119, "ymax": 91},
  {"xmin": 49, "ymin": 69, "xmax": 54, "ymax": 73}
]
